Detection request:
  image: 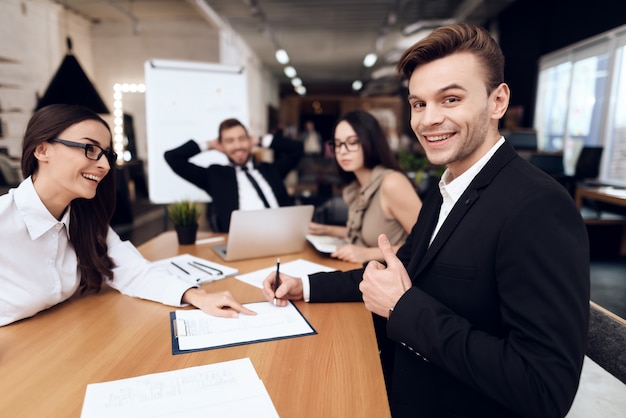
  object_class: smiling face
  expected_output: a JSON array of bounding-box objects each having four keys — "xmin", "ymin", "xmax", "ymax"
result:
[
  {"xmin": 220, "ymin": 125, "xmax": 252, "ymax": 166},
  {"xmin": 33, "ymin": 119, "xmax": 112, "ymax": 216},
  {"xmin": 333, "ymin": 120, "xmax": 364, "ymax": 174},
  {"xmin": 407, "ymin": 52, "xmax": 509, "ymax": 179}
]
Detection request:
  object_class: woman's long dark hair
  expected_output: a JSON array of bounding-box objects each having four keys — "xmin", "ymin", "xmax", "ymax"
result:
[
  {"xmin": 332, "ymin": 110, "xmax": 403, "ymax": 184},
  {"xmin": 21, "ymin": 104, "xmax": 116, "ymax": 293}
]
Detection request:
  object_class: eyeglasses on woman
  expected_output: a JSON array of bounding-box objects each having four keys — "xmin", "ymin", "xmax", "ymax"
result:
[{"xmin": 48, "ymin": 138, "xmax": 118, "ymax": 162}]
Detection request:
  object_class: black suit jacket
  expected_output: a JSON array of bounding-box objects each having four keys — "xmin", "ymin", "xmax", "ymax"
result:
[
  {"xmin": 164, "ymin": 133, "xmax": 303, "ymax": 231},
  {"xmin": 308, "ymin": 141, "xmax": 590, "ymax": 418}
]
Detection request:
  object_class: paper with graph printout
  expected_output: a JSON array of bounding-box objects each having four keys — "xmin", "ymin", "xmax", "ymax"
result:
[
  {"xmin": 235, "ymin": 258, "xmax": 335, "ymax": 289},
  {"xmin": 80, "ymin": 358, "xmax": 278, "ymax": 418},
  {"xmin": 171, "ymin": 301, "xmax": 316, "ymax": 353}
]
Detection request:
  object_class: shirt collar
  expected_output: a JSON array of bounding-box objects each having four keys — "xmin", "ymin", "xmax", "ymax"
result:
[
  {"xmin": 235, "ymin": 160, "xmax": 255, "ymax": 172},
  {"xmin": 14, "ymin": 177, "xmax": 70, "ymax": 240},
  {"xmin": 439, "ymin": 137, "xmax": 505, "ymax": 201}
]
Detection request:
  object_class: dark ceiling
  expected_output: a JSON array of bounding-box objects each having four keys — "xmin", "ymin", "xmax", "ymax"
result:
[{"xmin": 58, "ymin": 0, "xmax": 518, "ymax": 95}]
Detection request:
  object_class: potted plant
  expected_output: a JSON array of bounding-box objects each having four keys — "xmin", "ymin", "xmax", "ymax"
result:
[
  {"xmin": 167, "ymin": 200, "xmax": 202, "ymax": 245},
  {"xmin": 397, "ymin": 150, "xmax": 446, "ymax": 194},
  {"xmin": 397, "ymin": 150, "xmax": 430, "ymax": 186}
]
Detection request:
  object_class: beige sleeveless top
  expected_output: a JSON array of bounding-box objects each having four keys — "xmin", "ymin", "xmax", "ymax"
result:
[{"xmin": 343, "ymin": 165, "xmax": 408, "ymax": 248}]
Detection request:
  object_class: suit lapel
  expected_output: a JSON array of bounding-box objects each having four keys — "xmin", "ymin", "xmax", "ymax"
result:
[
  {"xmin": 411, "ymin": 141, "xmax": 518, "ymax": 279},
  {"xmin": 418, "ymin": 188, "xmax": 480, "ymax": 272},
  {"xmin": 406, "ymin": 190, "xmax": 442, "ymax": 278}
]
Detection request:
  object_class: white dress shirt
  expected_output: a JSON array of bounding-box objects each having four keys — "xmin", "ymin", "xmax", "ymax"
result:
[
  {"xmin": 235, "ymin": 160, "xmax": 280, "ymax": 210},
  {"xmin": 430, "ymin": 137, "xmax": 505, "ymax": 244},
  {"xmin": 301, "ymin": 137, "xmax": 506, "ymax": 302},
  {"xmin": 0, "ymin": 177, "xmax": 193, "ymax": 326}
]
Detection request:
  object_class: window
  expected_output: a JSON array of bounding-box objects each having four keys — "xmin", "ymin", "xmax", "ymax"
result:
[
  {"xmin": 534, "ymin": 25, "xmax": 626, "ymax": 186},
  {"xmin": 605, "ymin": 44, "xmax": 626, "ymax": 182}
]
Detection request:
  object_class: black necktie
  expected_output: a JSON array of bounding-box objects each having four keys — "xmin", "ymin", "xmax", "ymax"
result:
[{"xmin": 241, "ymin": 165, "xmax": 270, "ymax": 208}]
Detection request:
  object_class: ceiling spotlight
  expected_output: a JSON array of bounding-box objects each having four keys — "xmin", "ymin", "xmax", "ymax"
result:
[
  {"xmin": 275, "ymin": 49, "xmax": 289, "ymax": 64},
  {"xmin": 363, "ymin": 53, "xmax": 378, "ymax": 68},
  {"xmin": 290, "ymin": 77, "xmax": 302, "ymax": 87},
  {"xmin": 295, "ymin": 85, "xmax": 306, "ymax": 95},
  {"xmin": 352, "ymin": 80, "xmax": 363, "ymax": 91},
  {"xmin": 284, "ymin": 66, "xmax": 297, "ymax": 78}
]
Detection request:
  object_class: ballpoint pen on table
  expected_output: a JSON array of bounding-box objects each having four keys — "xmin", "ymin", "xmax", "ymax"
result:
[
  {"xmin": 190, "ymin": 260, "xmax": 223, "ymax": 275},
  {"xmin": 273, "ymin": 258, "xmax": 280, "ymax": 306},
  {"xmin": 170, "ymin": 261, "xmax": 190, "ymax": 275},
  {"xmin": 187, "ymin": 262, "xmax": 224, "ymax": 283}
]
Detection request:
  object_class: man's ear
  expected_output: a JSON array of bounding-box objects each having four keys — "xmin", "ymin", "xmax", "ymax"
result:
[{"xmin": 491, "ymin": 82, "xmax": 511, "ymax": 120}]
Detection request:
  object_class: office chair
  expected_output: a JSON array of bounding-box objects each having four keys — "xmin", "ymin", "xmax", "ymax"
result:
[
  {"xmin": 574, "ymin": 146, "xmax": 603, "ymax": 180},
  {"xmin": 555, "ymin": 146, "xmax": 604, "ymax": 197}
]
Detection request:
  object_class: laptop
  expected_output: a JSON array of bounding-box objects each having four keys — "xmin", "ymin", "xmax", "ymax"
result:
[{"xmin": 212, "ymin": 205, "xmax": 315, "ymax": 261}]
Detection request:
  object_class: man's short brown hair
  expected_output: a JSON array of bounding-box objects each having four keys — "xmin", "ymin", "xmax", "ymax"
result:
[
  {"xmin": 218, "ymin": 118, "xmax": 248, "ymax": 142},
  {"xmin": 397, "ymin": 23, "xmax": 505, "ymax": 95}
]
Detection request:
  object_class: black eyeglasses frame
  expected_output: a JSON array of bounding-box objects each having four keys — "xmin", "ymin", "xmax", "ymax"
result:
[
  {"xmin": 326, "ymin": 137, "xmax": 361, "ymax": 154},
  {"xmin": 48, "ymin": 138, "xmax": 117, "ymax": 162}
]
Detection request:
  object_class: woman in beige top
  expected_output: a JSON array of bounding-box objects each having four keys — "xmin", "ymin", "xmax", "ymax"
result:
[{"xmin": 309, "ymin": 110, "xmax": 422, "ymax": 263}]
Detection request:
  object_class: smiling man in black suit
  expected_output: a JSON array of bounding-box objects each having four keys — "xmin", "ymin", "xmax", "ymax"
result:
[{"xmin": 262, "ymin": 23, "xmax": 589, "ymax": 418}]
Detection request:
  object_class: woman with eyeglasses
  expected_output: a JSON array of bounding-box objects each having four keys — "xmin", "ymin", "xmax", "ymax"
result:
[
  {"xmin": 308, "ymin": 110, "xmax": 422, "ymax": 264},
  {"xmin": 0, "ymin": 104, "xmax": 254, "ymax": 327}
]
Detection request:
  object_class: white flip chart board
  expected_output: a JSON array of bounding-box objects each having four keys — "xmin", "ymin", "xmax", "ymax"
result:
[{"xmin": 144, "ymin": 59, "xmax": 249, "ymax": 204}]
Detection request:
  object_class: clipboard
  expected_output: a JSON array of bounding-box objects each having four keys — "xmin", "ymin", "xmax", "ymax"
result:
[{"xmin": 170, "ymin": 301, "xmax": 317, "ymax": 355}]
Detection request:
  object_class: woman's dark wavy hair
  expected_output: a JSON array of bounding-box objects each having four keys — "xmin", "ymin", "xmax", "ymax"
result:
[
  {"xmin": 332, "ymin": 110, "xmax": 403, "ymax": 184},
  {"xmin": 21, "ymin": 104, "xmax": 116, "ymax": 293}
]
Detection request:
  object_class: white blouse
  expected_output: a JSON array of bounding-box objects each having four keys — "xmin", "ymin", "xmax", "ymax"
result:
[{"xmin": 0, "ymin": 177, "xmax": 192, "ymax": 326}]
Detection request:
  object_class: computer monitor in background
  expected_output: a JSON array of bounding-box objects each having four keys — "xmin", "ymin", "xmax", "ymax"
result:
[{"xmin": 507, "ymin": 131, "xmax": 538, "ymax": 151}]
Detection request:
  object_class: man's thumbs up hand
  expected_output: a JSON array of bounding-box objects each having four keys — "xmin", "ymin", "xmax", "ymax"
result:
[{"xmin": 360, "ymin": 234, "xmax": 411, "ymax": 318}]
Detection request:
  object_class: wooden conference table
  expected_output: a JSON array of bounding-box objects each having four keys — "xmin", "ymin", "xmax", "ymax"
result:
[{"xmin": 0, "ymin": 231, "xmax": 391, "ymax": 417}]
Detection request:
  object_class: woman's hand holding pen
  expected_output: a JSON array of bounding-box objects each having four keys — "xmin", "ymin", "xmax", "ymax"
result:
[
  {"xmin": 262, "ymin": 272, "xmax": 304, "ymax": 306},
  {"xmin": 182, "ymin": 288, "xmax": 256, "ymax": 318}
]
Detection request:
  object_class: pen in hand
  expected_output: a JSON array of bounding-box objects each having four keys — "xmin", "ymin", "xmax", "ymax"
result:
[{"xmin": 273, "ymin": 258, "xmax": 280, "ymax": 306}]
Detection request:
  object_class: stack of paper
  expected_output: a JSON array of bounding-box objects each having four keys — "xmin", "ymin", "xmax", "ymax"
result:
[
  {"xmin": 155, "ymin": 253, "xmax": 238, "ymax": 285},
  {"xmin": 81, "ymin": 358, "xmax": 278, "ymax": 417}
]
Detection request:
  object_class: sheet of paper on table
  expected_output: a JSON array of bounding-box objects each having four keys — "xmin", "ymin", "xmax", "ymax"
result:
[
  {"xmin": 306, "ymin": 234, "xmax": 349, "ymax": 254},
  {"xmin": 235, "ymin": 258, "xmax": 335, "ymax": 289},
  {"xmin": 81, "ymin": 358, "xmax": 278, "ymax": 418}
]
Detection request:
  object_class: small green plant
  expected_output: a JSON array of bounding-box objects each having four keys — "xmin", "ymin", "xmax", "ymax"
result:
[
  {"xmin": 397, "ymin": 150, "xmax": 445, "ymax": 188},
  {"xmin": 397, "ymin": 150, "xmax": 429, "ymax": 173},
  {"xmin": 167, "ymin": 200, "xmax": 202, "ymax": 227}
]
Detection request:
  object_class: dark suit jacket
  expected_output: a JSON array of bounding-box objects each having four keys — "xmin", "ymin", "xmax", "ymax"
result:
[
  {"xmin": 308, "ymin": 141, "xmax": 590, "ymax": 418},
  {"xmin": 164, "ymin": 133, "xmax": 303, "ymax": 232}
]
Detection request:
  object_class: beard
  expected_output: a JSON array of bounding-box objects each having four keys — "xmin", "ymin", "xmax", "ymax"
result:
[{"xmin": 416, "ymin": 106, "xmax": 491, "ymax": 169}]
